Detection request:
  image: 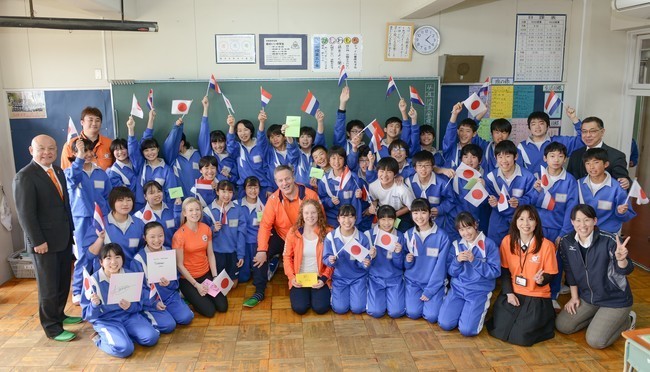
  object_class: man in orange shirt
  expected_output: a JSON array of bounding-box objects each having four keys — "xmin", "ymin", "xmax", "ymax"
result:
[
  {"xmin": 243, "ymin": 165, "xmax": 320, "ymax": 307},
  {"xmin": 60, "ymin": 107, "xmax": 114, "ymax": 170}
]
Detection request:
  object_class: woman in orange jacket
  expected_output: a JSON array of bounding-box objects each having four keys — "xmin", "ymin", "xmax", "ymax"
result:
[{"xmin": 283, "ymin": 199, "xmax": 333, "ymax": 315}]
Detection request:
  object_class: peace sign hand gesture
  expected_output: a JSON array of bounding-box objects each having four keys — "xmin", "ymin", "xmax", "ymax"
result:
[{"xmin": 615, "ymin": 235, "xmax": 631, "ymax": 262}]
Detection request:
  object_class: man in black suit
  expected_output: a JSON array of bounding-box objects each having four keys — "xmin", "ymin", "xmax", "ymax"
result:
[
  {"xmin": 567, "ymin": 116, "xmax": 631, "ymax": 190},
  {"xmin": 13, "ymin": 135, "xmax": 80, "ymax": 342}
]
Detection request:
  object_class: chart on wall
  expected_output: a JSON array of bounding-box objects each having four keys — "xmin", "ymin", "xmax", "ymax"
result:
[
  {"xmin": 514, "ymin": 14, "xmax": 567, "ymax": 82},
  {"xmin": 311, "ymin": 34, "xmax": 363, "ymax": 72}
]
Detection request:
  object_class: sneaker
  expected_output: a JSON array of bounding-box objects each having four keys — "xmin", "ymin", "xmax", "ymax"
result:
[
  {"xmin": 267, "ymin": 255, "xmax": 280, "ymax": 281},
  {"xmin": 243, "ymin": 297, "xmax": 260, "ymax": 308},
  {"xmin": 63, "ymin": 316, "xmax": 83, "ymax": 325},
  {"xmin": 559, "ymin": 285, "xmax": 571, "ymax": 295},
  {"xmin": 552, "ymin": 300, "xmax": 561, "ymax": 312},
  {"xmin": 53, "ymin": 330, "xmax": 76, "ymax": 342},
  {"xmin": 71, "ymin": 293, "xmax": 81, "ymax": 305},
  {"xmin": 629, "ymin": 311, "xmax": 637, "ymax": 330}
]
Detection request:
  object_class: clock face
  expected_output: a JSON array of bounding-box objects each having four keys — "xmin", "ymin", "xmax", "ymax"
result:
[{"xmin": 413, "ymin": 26, "xmax": 440, "ymax": 55}]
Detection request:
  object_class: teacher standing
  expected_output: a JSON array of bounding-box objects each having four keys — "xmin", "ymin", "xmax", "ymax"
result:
[{"xmin": 13, "ymin": 135, "xmax": 80, "ymax": 342}]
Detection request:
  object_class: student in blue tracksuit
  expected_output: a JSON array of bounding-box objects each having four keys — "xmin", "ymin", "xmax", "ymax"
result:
[
  {"xmin": 65, "ymin": 138, "xmax": 111, "ymax": 303},
  {"xmin": 334, "ymin": 86, "xmax": 366, "ymax": 160},
  {"xmin": 190, "ymin": 156, "xmax": 218, "ymax": 208},
  {"xmin": 265, "ymin": 124, "xmax": 291, "ymax": 191},
  {"xmin": 405, "ymin": 151, "xmax": 455, "ymax": 238},
  {"xmin": 203, "ymin": 180, "xmax": 246, "ymax": 287},
  {"xmin": 364, "ymin": 205, "xmax": 406, "ymax": 318},
  {"xmin": 227, "ymin": 111, "xmax": 272, "ymax": 198},
  {"xmin": 105, "ymin": 187, "xmax": 146, "ymax": 265},
  {"xmin": 197, "ymin": 96, "xmax": 238, "ymax": 184},
  {"xmin": 81, "ymin": 243, "xmax": 160, "ymax": 358},
  {"xmin": 134, "ymin": 181, "xmax": 182, "ymax": 248},
  {"xmin": 517, "ymin": 109, "xmax": 583, "ymax": 177},
  {"xmin": 485, "ymin": 140, "xmax": 537, "ymax": 244},
  {"xmin": 446, "ymin": 144, "xmax": 490, "ymax": 236},
  {"xmin": 354, "ymin": 145, "xmax": 375, "ymax": 232},
  {"xmin": 438, "ymin": 212, "xmax": 500, "ymax": 336},
  {"xmin": 417, "ymin": 125, "xmax": 445, "ymax": 167},
  {"xmin": 389, "ymin": 140, "xmax": 415, "ymax": 180},
  {"xmin": 287, "ymin": 110, "xmax": 326, "ymax": 187},
  {"xmin": 163, "ymin": 118, "xmax": 202, "ymax": 199},
  {"xmin": 238, "ymin": 176, "xmax": 266, "ymax": 282},
  {"xmin": 108, "ymin": 138, "xmax": 145, "ymax": 212},
  {"xmin": 318, "ymin": 146, "xmax": 363, "ymax": 227},
  {"xmin": 441, "ymin": 102, "xmax": 488, "ymax": 169},
  {"xmin": 131, "ymin": 135, "xmax": 180, "ymax": 206},
  {"xmin": 577, "ymin": 148, "xmax": 636, "ymax": 234},
  {"xmin": 309, "ymin": 145, "xmax": 331, "ymax": 189},
  {"xmin": 131, "ymin": 221, "xmax": 194, "ymax": 329},
  {"xmin": 403, "ymin": 198, "xmax": 451, "ymax": 323},
  {"xmin": 323, "ymin": 205, "xmax": 371, "ymax": 314}
]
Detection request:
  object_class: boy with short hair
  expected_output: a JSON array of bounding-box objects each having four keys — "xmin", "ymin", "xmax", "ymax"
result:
[
  {"xmin": 355, "ymin": 145, "xmax": 376, "ymax": 232},
  {"xmin": 163, "ymin": 121, "xmax": 201, "ymax": 199},
  {"xmin": 369, "ymin": 157, "xmax": 416, "ymax": 232},
  {"xmin": 441, "ymin": 102, "xmax": 487, "ymax": 169},
  {"xmin": 485, "ymin": 140, "xmax": 536, "ymax": 244},
  {"xmin": 266, "ymin": 124, "xmax": 290, "ymax": 189},
  {"xmin": 389, "ymin": 139, "xmax": 415, "ymax": 180},
  {"xmin": 418, "ymin": 125, "xmax": 444, "ymax": 167},
  {"xmin": 518, "ymin": 108, "xmax": 583, "ymax": 176},
  {"xmin": 197, "ymin": 96, "xmax": 238, "ymax": 184},
  {"xmin": 191, "ymin": 156, "xmax": 219, "ymax": 207},
  {"xmin": 479, "ymin": 118, "xmax": 513, "ymax": 173},
  {"xmin": 287, "ymin": 110, "xmax": 325, "ymax": 187},
  {"xmin": 577, "ymin": 148, "xmax": 636, "ymax": 234}
]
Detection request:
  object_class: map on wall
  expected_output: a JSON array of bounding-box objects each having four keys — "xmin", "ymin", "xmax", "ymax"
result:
[{"xmin": 514, "ymin": 14, "xmax": 567, "ymax": 82}]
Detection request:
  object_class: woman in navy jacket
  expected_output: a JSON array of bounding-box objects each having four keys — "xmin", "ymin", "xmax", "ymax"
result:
[{"xmin": 556, "ymin": 204, "xmax": 635, "ymax": 349}]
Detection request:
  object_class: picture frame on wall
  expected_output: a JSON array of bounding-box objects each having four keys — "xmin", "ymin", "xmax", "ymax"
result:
[
  {"xmin": 259, "ymin": 34, "xmax": 308, "ymax": 70},
  {"xmin": 385, "ymin": 22, "xmax": 414, "ymax": 61},
  {"xmin": 215, "ymin": 34, "xmax": 256, "ymax": 64}
]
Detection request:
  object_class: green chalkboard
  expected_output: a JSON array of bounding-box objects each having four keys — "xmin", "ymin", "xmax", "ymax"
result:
[{"xmin": 111, "ymin": 78, "xmax": 439, "ymax": 146}]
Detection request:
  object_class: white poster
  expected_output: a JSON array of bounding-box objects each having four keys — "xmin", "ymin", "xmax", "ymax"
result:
[
  {"xmin": 215, "ymin": 34, "xmax": 256, "ymax": 64},
  {"xmin": 260, "ymin": 34, "xmax": 307, "ymax": 70},
  {"xmin": 514, "ymin": 14, "xmax": 566, "ymax": 82},
  {"xmin": 312, "ymin": 34, "xmax": 363, "ymax": 72},
  {"xmin": 146, "ymin": 250, "xmax": 177, "ymax": 284},
  {"xmin": 107, "ymin": 272, "xmax": 144, "ymax": 304},
  {"xmin": 7, "ymin": 90, "xmax": 47, "ymax": 119}
]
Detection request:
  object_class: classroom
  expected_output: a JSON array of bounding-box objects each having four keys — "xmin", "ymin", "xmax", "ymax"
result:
[{"xmin": 0, "ymin": 0, "xmax": 649, "ymax": 370}]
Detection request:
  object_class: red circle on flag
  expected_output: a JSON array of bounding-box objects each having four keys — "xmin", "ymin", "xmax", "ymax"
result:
[
  {"xmin": 84, "ymin": 277, "xmax": 89, "ymax": 288},
  {"xmin": 380, "ymin": 234, "xmax": 392, "ymax": 245},
  {"xmin": 498, "ymin": 194, "xmax": 505, "ymax": 203},
  {"xmin": 351, "ymin": 245, "xmax": 361, "ymax": 255},
  {"xmin": 641, "ymin": 189, "xmax": 647, "ymax": 199},
  {"xmin": 220, "ymin": 278, "xmax": 230, "ymax": 289},
  {"xmin": 471, "ymin": 100, "xmax": 480, "ymax": 110},
  {"xmin": 177, "ymin": 102, "xmax": 187, "ymax": 112},
  {"xmin": 463, "ymin": 170, "xmax": 474, "ymax": 179},
  {"xmin": 478, "ymin": 240, "xmax": 485, "ymax": 249},
  {"xmin": 541, "ymin": 175, "xmax": 549, "ymax": 186},
  {"xmin": 472, "ymin": 189, "xmax": 484, "ymax": 199},
  {"xmin": 143, "ymin": 210, "xmax": 153, "ymax": 221}
]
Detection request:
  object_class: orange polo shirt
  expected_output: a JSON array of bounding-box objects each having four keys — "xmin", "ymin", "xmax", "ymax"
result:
[
  {"xmin": 60, "ymin": 132, "xmax": 114, "ymax": 170},
  {"xmin": 500, "ymin": 235, "xmax": 558, "ymax": 298},
  {"xmin": 172, "ymin": 222, "xmax": 212, "ymax": 279}
]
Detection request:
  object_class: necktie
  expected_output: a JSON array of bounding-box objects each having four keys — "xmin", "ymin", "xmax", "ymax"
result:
[
  {"xmin": 221, "ymin": 207, "xmax": 227, "ymax": 225},
  {"xmin": 47, "ymin": 168, "xmax": 63, "ymax": 199}
]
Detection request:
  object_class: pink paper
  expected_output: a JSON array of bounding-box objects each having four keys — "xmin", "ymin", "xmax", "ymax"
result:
[{"xmin": 202, "ymin": 279, "xmax": 220, "ymax": 297}]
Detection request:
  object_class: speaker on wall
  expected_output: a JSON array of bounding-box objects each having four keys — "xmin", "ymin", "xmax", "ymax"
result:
[{"xmin": 439, "ymin": 55, "xmax": 484, "ymax": 83}]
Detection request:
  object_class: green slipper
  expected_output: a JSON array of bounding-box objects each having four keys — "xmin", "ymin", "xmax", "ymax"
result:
[
  {"xmin": 53, "ymin": 330, "xmax": 76, "ymax": 342},
  {"xmin": 63, "ymin": 316, "xmax": 83, "ymax": 325},
  {"xmin": 242, "ymin": 297, "xmax": 260, "ymax": 308}
]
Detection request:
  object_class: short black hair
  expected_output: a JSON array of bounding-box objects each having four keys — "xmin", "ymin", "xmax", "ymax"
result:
[
  {"xmin": 357, "ymin": 145, "xmax": 371, "ymax": 159},
  {"xmin": 338, "ymin": 204, "xmax": 356, "ymax": 217},
  {"xmin": 458, "ymin": 118, "xmax": 478, "ymax": 132},
  {"xmin": 244, "ymin": 176, "xmax": 260, "ymax": 188},
  {"xmin": 140, "ymin": 138, "xmax": 159, "ymax": 154},
  {"xmin": 412, "ymin": 150, "xmax": 435, "ymax": 166},
  {"xmin": 376, "ymin": 157, "xmax": 399, "ymax": 174},
  {"xmin": 454, "ymin": 212, "xmax": 478, "ymax": 230},
  {"xmin": 311, "ymin": 145, "xmax": 327, "ymax": 156},
  {"xmin": 144, "ymin": 221, "xmax": 164, "ymax": 236},
  {"xmin": 68, "ymin": 138, "xmax": 94, "ymax": 162},
  {"xmin": 582, "ymin": 116, "xmax": 604, "ymax": 129},
  {"xmin": 377, "ymin": 205, "xmax": 397, "ymax": 220},
  {"xmin": 109, "ymin": 186, "xmax": 135, "ymax": 212},
  {"xmin": 490, "ymin": 118, "xmax": 512, "ymax": 134},
  {"xmin": 99, "ymin": 243, "xmax": 123, "ymax": 260},
  {"xmin": 494, "ymin": 140, "xmax": 518, "ymax": 157},
  {"xmin": 180, "ymin": 133, "xmax": 190, "ymax": 149},
  {"xmin": 544, "ymin": 141, "xmax": 567, "ymax": 157},
  {"xmin": 267, "ymin": 124, "xmax": 284, "ymax": 139},
  {"xmin": 300, "ymin": 126, "xmax": 316, "ymax": 139},
  {"xmin": 327, "ymin": 145, "xmax": 347, "ymax": 161},
  {"xmin": 384, "ymin": 117, "xmax": 402, "ymax": 130},
  {"xmin": 143, "ymin": 180, "xmax": 163, "ymax": 195},
  {"xmin": 346, "ymin": 119, "xmax": 365, "ymax": 133},
  {"xmin": 110, "ymin": 138, "xmax": 127, "ymax": 154},
  {"xmin": 199, "ymin": 155, "xmax": 218, "ymax": 169},
  {"xmin": 217, "ymin": 180, "xmax": 235, "ymax": 191},
  {"xmin": 410, "ymin": 198, "xmax": 430, "ymax": 213},
  {"xmin": 570, "ymin": 204, "xmax": 597, "ymax": 220},
  {"xmin": 527, "ymin": 111, "xmax": 550, "ymax": 127},
  {"xmin": 388, "ymin": 139, "xmax": 409, "ymax": 155},
  {"xmin": 582, "ymin": 148, "xmax": 608, "ymax": 163},
  {"xmin": 210, "ymin": 130, "xmax": 226, "ymax": 143},
  {"xmin": 236, "ymin": 119, "xmax": 255, "ymax": 137},
  {"xmin": 419, "ymin": 125, "xmax": 436, "ymax": 137},
  {"xmin": 461, "ymin": 144, "xmax": 483, "ymax": 162}
]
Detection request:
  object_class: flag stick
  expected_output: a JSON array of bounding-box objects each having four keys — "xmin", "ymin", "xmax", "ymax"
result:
[
  {"xmin": 181, "ymin": 113, "xmax": 186, "ymax": 120},
  {"xmin": 205, "ymin": 85, "xmax": 210, "ymax": 97},
  {"xmin": 345, "ymin": 79, "xmax": 348, "ymax": 87},
  {"xmin": 395, "ymin": 85, "xmax": 403, "ymax": 100}
]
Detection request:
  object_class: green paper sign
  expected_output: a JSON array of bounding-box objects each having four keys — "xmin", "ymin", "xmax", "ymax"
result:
[
  {"xmin": 309, "ymin": 167, "xmax": 325, "ymax": 180},
  {"xmin": 394, "ymin": 218, "xmax": 401, "ymax": 229},
  {"xmin": 285, "ymin": 116, "xmax": 301, "ymax": 138},
  {"xmin": 168, "ymin": 187, "xmax": 184, "ymax": 199},
  {"xmin": 464, "ymin": 178, "xmax": 478, "ymax": 190},
  {"xmin": 256, "ymin": 211, "xmax": 264, "ymax": 221}
]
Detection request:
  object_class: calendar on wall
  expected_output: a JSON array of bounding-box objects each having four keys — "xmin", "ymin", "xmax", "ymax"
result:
[{"xmin": 514, "ymin": 14, "xmax": 567, "ymax": 82}]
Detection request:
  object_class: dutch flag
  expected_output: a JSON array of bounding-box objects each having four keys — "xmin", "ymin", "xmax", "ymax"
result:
[
  {"xmin": 338, "ymin": 65, "xmax": 348, "ymax": 87},
  {"xmin": 478, "ymin": 78, "xmax": 489, "ymax": 99},
  {"xmin": 386, "ymin": 76, "xmax": 398, "ymax": 98},
  {"xmin": 67, "ymin": 116, "xmax": 78, "ymax": 142},
  {"xmin": 364, "ymin": 119, "xmax": 384, "ymax": 153},
  {"xmin": 93, "ymin": 203, "xmax": 106, "ymax": 232},
  {"xmin": 146, "ymin": 89, "xmax": 154, "ymax": 110},
  {"xmin": 301, "ymin": 90, "xmax": 319, "ymax": 116},
  {"xmin": 409, "ymin": 86, "xmax": 424, "ymax": 106},
  {"xmin": 260, "ymin": 87, "xmax": 272, "ymax": 108},
  {"xmin": 208, "ymin": 74, "xmax": 221, "ymax": 94},
  {"xmin": 544, "ymin": 90, "xmax": 562, "ymax": 116}
]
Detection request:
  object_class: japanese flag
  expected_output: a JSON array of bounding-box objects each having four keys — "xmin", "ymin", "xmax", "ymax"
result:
[
  {"xmin": 83, "ymin": 267, "xmax": 99, "ymax": 301},
  {"xmin": 539, "ymin": 165, "xmax": 554, "ymax": 191},
  {"xmin": 497, "ymin": 185, "xmax": 510, "ymax": 212},
  {"xmin": 541, "ymin": 191, "xmax": 556, "ymax": 211},
  {"xmin": 214, "ymin": 269, "xmax": 234, "ymax": 296},
  {"xmin": 628, "ymin": 179, "xmax": 649, "ymax": 205},
  {"xmin": 464, "ymin": 180, "xmax": 489, "ymax": 207},
  {"xmin": 342, "ymin": 238, "xmax": 370, "ymax": 262},
  {"xmin": 474, "ymin": 232, "xmax": 487, "ymax": 258},
  {"xmin": 171, "ymin": 100, "xmax": 192, "ymax": 115},
  {"xmin": 222, "ymin": 94, "xmax": 235, "ymax": 114},
  {"xmin": 407, "ymin": 233, "xmax": 419, "ymax": 257},
  {"xmin": 456, "ymin": 162, "xmax": 481, "ymax": 181},
  {"xmin": 375, "ymin": 229, "xmax": 398, "ymax": 252},
  {"xmin": 67, "ymin": 116, "xmax": 79, "ymax": 142},
  {"xmin": 137, "ymin": 203, "xmax": 156, "ymax": 224},
  {"xmin": 130, "ymin": 94, "xmax": 144, "ymax": 119},
  {"xmin": 463, "ymin": 92, "xmax": 487, "ymax": 118},
  {"xmin": 148, "ymin": 283, "xmax": 160, "ymax": 300}
]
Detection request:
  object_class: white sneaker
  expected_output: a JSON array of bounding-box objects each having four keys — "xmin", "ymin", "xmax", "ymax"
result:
[
  {"xmin": 559, "ymin": 285, "xmax": 570, "ymax": 295},
  {"xmin": 552, "ymin": 300, "xmax": 561, "ymax": 311},
  {"xmin": 72, "ymin": 293, "xmax": 81, "ymax": 305},
  {"xmin": 629, "ymin": 311, "xmax": 637, "ymax": 330}
]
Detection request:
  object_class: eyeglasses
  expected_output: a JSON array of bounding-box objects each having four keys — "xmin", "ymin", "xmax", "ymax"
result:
[{"xmin": 583, "ymin": 128, "xmax": 603, "ymax": 135}]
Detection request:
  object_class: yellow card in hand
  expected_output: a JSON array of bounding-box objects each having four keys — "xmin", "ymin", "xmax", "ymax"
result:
[
  {"xmin": 285, "ymin": 116, "xmax": 301, "ymax": 138},
  {"xmin": 295, "ymin": 273, "xmax": 318, "ymax": 287}
]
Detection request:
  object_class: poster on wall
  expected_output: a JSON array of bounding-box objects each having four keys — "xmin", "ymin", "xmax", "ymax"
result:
[
  {"xmin": 259, "ymin": 34, "xmax": 308, "ymax": 70},
  {"xmin": 7, "ymin": 90, "xmax": 47, "ymax": 119},
  {"xmin": 311, "ymin": 34, "xmax": 363, "ymax": 72},
  {"xmin": 385, "ymin": 22, "xmax": 414, "ymax": 61},
  {"xmin": 215, "ymin": 34, "xmax": 256, "ymax": 64},
  {"xmin": 514, "ymin": 14, "xmax": 567, "ymax": 82}
]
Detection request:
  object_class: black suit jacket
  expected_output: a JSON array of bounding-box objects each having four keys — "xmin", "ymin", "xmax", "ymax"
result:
[
  {"xmin": 567, "ymin": 143, "xmax": 630, "ymax": 182},
  {"xmin": 13, "ymin": 161, "xmax": 74, "ymax": 253}
]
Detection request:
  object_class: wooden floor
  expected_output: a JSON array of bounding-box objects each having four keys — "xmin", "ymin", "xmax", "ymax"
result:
[{"xmin": 0, "ymin": 267, "xmax": 648, "ymax": 372}]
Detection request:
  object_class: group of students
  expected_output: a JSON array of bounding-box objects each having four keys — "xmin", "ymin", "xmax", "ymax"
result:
[{"xmin": 61, "ymin": 84, "xmax": 638, "ymax": 357}]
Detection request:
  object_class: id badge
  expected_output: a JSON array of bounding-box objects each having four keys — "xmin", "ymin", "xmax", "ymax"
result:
[{"xmin": 515, "ymin": 275, "xmax": 527, "ymax": 287}]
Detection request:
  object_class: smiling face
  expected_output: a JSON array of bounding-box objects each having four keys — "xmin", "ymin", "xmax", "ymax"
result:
[
  {"xmin": 312, "ymin": 149, "xmax": 328, "ymax": 168},
  {"xmin": 299, "ymin": 134, "xmax": 313, "ymax": 149},
  {"xmin": 217, "ymin": 188, "xmax": 233, "ymax": 204},
  {"xmin": 237, "ymin": 123, "xmax": 252, "ymax": 143},
  {"xmin": 78, "ymin": 147, "xmax": 95, "ymax": 164},
  {"xmin": 29, "ymin": 135, "xmax": 58, "ymax": 167},
  {"xmin": 516, "ymin": 210, "xmax": 536, "ymax": 237},
  {"xmin": 337, "ymin": 214, "xmax": 356, "ymax": 231},
  {"xmin": 415, "ymin": 160, "xmax": 433, "ymax": 180},
  {"xmin": 412, "ymin": 210, "xmax": 431, "ymax": 229},
  {"xmin": 245, "ymin": 183, "xmax": 259, "ymax": 200},
  {"xmin": 497, "ymin": 152, "xmax": 516, "ymax": 173},
  {"xmin": 269, "ymin": 133, "xmax": 285, "ymax": 149},
  {"xmin": 377, "ymin": 169, "xmax": 395, "ymax": 186},
  {"xmin": 113, "ymin": 197, "xmax": 134, "ymax": 216},
  {"xmin": 358, "ymin": 156, "xmax": 369, "ymax": 173},
  {"xmin": 302, "ymin": 203, "xmax": 319, "ymax": 228},
  {"xmin": 390, "ymin": 146, "xmax": 407, "ymax": 163},
  {"xmin": 581, "ymin": 120, "xmax": 605, "ymax": 148},
  {"xmin": 585, "ymin": 158, "xmax": 608, "ymax": 179},
  {"xmin": 211, "ymin": 140, "xmax": 226, "ymax": 154},
  {"xmin": 457, "ymin": 126, "xmax": 475, "ymax": 146},
  {"xmin": 145, "ymin": 186, "xmax": 163, "ymax": 207},
  {"xmin": 113, "ymin": 145, "xmax": 128, "ymax": 162},
  {"xmin": 100, "ymin": 250, "xmax": 123, "ymax": 275},
  {"xmin": 420, "ymin": 132, "xmax": 434, "ymax": 147},
  {"xmin": 458, "ymin": 222, "xmax": 479, "ymax": 243},
  {"xmin": 385, "ymin": 121, "xmax": 401, "ymax": 140},
  {"xmin": 274, "ymin": 169, "xmax": 296, "ymax": 197},
  {"xmin": 183, "ymin": 201, "xmax": 203, "ymax": 223},
  {"xmin": 571, "ymin": 210, "xmax": 597, "ymax": 240},
  {"xmin": 378, "ymin": 216, "xmax": 395, "ymax": 232},
  {"xmin": 200, "ymin": 164, "xmax": 217, "ymax": 181},
  {"xmin": 329, "ymin": 154, "xmax": 345, "ymax": 172},
  {"xmin": 143, "ymin": 147, "xmax": 159, "ymax": 162},
  {"xmin": 462, "ymin": 153, "xmax": 481, "ymax": 170},
  {"xmin": 81, "ymin": 114, "xmax": 102, "ymax": 138},
  {"xmin": 528, "ymin": 118, "xmax": 548, "ymax": 139},
  {"xmin": 145, "ymin": 226, "xmax": 165, "ymax": 251},
  {"xmin": 491, "ymin": 130, "xmax": 509, "ymax": 144}
]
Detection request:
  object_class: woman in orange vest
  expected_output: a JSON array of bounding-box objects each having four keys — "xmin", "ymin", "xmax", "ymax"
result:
[
  {"xmin": 283, "ymin": 199, "xmax": 333, "ymax": 315},
  {"xmin": 486, "ymin": 205, "xmax": 558, "ymax": 346}
]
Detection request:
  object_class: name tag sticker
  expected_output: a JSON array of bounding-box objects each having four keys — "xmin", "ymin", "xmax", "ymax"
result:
[
  {"xmin": 165, "ymin": 219, "xmax": 175, "ymax": 229},
  {"xmin": 512, "ymin": 188, "xmax": 524, "ymax": 197},
  {"xmin": 155, "ymin": 177, "xmax": 165, "ymax": 186},
  {"xmin": 343, "ymin": 191, "xmax": 352, "ymax": 199},
  {"xmin": 94, "ymin": 180, "xmax": 105, "ymax": 189},
  {"xmin": 426, "ymin": 248, "xmax": 439, "ymax": 257},
  {"xmin": 192, "ymin": 162, "xmax": 199, "ymax": 170},
  {"xmin": 428, "ymin": 196, "xmax": 440, "ymax": 205},
  {"xmin": 515, "ymin": 275, "xmax": 527, "ymax": 287},
  {"xmin": 253, "ymin": 155, "xmax": 262, "ymax": 164},
  {"xmin": 222, "ymin": 166, "xmax": 231, "ymax": 174},
  {"xmin": 598, "ymin": 200, "xmax": 613, "ymax": 211},
  {"xmin": 229, "ymin": 220, "xmax": 239, "ymax": 227},
  {"xmin": 129, "ymin": 238, "xmax": 139, "ymax": 248},
  {"xmin": 555, "ymin": 193, "xmax": 567, "ymax": 203}
]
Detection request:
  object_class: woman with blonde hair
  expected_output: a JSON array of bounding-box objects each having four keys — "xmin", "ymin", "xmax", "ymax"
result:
[{"xmin": 283, "ymin": 199, "xmax": 333, "ymax": 314}]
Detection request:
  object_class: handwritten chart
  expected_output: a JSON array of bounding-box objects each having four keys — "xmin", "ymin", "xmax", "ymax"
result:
[
  {"xmin": 514, "ymin": 14, "xmax": 567, "ymax": 82},
  {"xmin": 312, "ymin": 34, "xmax": 363, "ymax": 72}
]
